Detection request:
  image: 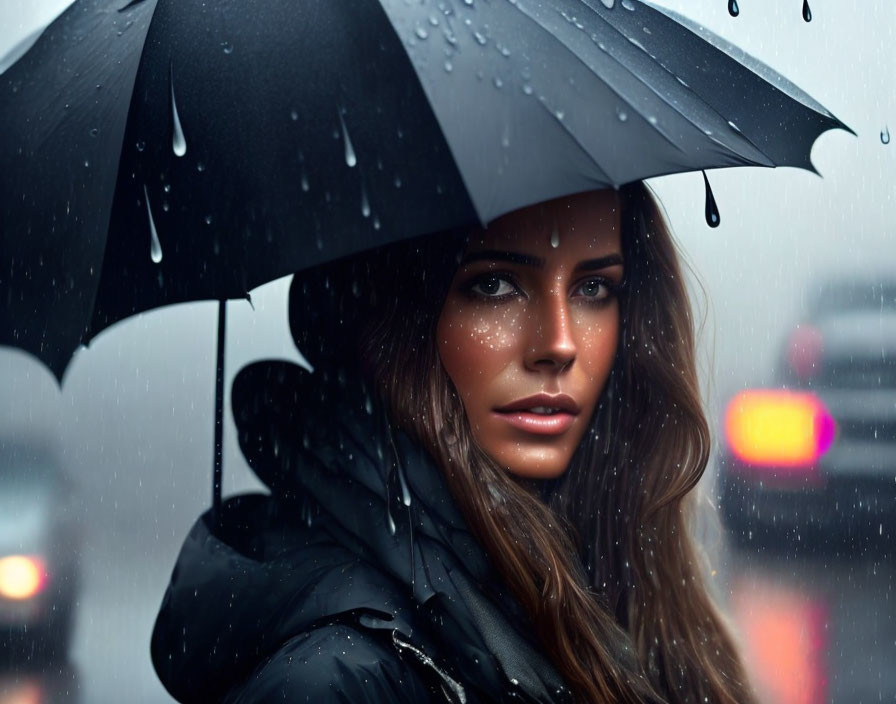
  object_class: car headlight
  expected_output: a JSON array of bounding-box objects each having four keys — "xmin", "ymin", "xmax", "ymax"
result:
[{"xmin": 0, "ymin": 555, "xmax": 48, "ymax": 600}]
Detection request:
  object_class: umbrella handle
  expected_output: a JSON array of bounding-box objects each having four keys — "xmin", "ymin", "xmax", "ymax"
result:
[{"xmin": 213, "ymin": 299, "xmax": 226, "ymax": 528}]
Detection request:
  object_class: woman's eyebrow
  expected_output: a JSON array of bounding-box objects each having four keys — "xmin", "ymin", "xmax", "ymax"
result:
[{"xmin": 573, "ymin": 254, "xmax": 624, "ymax": 272}]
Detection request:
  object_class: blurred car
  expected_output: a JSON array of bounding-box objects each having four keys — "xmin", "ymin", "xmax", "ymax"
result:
[
  {"xmin": 0, "ymin": 438, "xmax": 80, "ymax": 662},
  {"xmin": 719, "ymin": 277, "xmax": 896, "ymax": 546}
]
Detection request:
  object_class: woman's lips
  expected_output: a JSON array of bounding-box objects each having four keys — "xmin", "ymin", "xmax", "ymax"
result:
[{"xmin": 493, "ymin": 411, "xmax": 576, "ymax": 435}]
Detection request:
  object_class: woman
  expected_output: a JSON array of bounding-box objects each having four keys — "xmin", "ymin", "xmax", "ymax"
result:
[{"xmin": 151, "ymin": 183, "xmax": 755, "ymax": 703}]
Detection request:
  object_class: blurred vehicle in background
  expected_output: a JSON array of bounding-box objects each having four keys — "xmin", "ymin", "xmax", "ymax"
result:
[
  {"xmin": 720, "ymin": 277, "xmax": 896, "ymax": 547},
  {"xmin": 0, "ymin": 438, "xmax": 80, "ymax": 663}
]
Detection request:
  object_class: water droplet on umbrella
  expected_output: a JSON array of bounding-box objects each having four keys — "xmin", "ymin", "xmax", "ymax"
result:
[
  {"xmin": 702, "ymin": 170, "xmax": 720, "ymax": 228},
  {"xmin": 429, "ymin": 14, "xmax": 440, "ymax": 26},
  {"xmin": 444, "ymin": 60, "xmax": 453, "ymax": 72},
  {"xmin": 522, "ymin": 84, "xmax": 533, "ymax": 95},
  {"xmin": 599, "ymin": 0, "xmax": 614, "ymax": 8},
  {"xmin": 162, "ymin": 201, "xmax": 169, "ymax": 212},
  {"xmin": 462, "ymin": 0, "xmax": 473, "ymax": 5},
  {"xmin": 727, "ymin": 120, "xmax": 741, "ymax": 132},
  {"xmin": 197, "ymin": 162, "xmax": 206, "ymax": 172},
  {"xmin": 498, "ymin": 43, "xmax": 511, "ymax": 57},
  {"xmin": 616, "ymin": 107, "xmax": 628, "ymax": 122},
  {"xmin": 398, "ymin": 464, "xmax": 412, "ymax": 507},
  {"xmin": 555, "ymin": 109, "xmax": 565, "ymax": 121},
  {"xmin": 163, "ymin": 183, "xmax": 171, "ymax": 193},
  {"xmin": 301, "ymin": 172, "xmax": 310, "ymax": 191},
  {"xmin": 387, "ymin": 510, "xmax": 396, "ymax": 535},
  {"xmin": 802, "ymin": 0, "xmax": 812, "ymax": 22},
  {"xmin": 89, "ymin": 127, "xmax": 99, "ymax": 137},
  {"xmin": 881, "ymin": 127, "xmax": 890, "ymax": 144},
  {"xmin": 728, "ymin": 0, "xmax": 739, "ymax": 16},
  {"xmin": 136, "ymin": 140, "xmax": 146, "ymax": 152},
  {"xmin": 493, "ymin": 76, "xmax": 503, "ymax": 89},
  {"xmin": 621, "ymin": 0, "xmax": 635, "ymax": 9},
  {"xmin": 550, "ymin": 229, "xmax": 560, "ymax": 248},
  {"xmin": 647, "ymin": 115, "xmax": 657, "ymax": 125},
  {"xmin": 361, "ymin": 184, "xmax": 371, "ymax": 217},
  {"xmin": 170, "ymin": 71, "xmax": 187, "ymax": 157},
  {"xmin": 144, "ymin": 185, "xmax": 163, "ymax": 263},
  {"xmin": 290, "ymin": 109, "xmax": 299, "ymax": 121},
  {"xmin": 83, "ymin": 160, "xmax": 90, "ymax": 168},
  {"xmin": 204, "ymin": 215, "xmax": 213, "ymax": 225},
  {"xmin": 474, "ymin": 31, "xmax": 487, "ymax": 45},
  {"xmin": 221, "ymin": 41, "xmax": 233, "ymax": 54},
  {"xmin": 339, "ymin": 112, "xmax": 357, "ymax": 167},
  {"xmin": 373, "ymin": 216, "xmax": 381, "ymax": 230},
  {"xmin": 415, "ymin": 26, "xmax": 429, "ymax": 40}
]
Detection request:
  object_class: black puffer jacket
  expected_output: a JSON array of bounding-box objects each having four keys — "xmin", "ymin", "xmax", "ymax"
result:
[{"xmin": 151, "ymin": 360, "xmax": 573, "ymax": 703}]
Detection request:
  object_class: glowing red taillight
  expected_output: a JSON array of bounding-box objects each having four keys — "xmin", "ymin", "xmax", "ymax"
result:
[
  {"xmin": 725, "ymin": 390, "xmax": 836, "ymax": 474},
  {"xmin": 786, "ymin": 324, "xmax": 824, "ymax": 382},
  {"xmin": 0, "ymin": 555, "xmax": 48, "ymax": 601}
]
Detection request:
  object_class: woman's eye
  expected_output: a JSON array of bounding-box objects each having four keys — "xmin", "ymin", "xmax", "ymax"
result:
[
  {"xmin": 575, "ymin": 279, "xmax": 609, "ymax": 299},
  {"xmin": 470, "ymin": 274, "xmax": 517, "ymax": 298}
]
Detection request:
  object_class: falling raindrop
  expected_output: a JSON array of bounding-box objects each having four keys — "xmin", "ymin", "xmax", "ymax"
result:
[
  {"xmin": 881, "ymin": 126, "xmax": 890, "ymax": 145},
  {"xmin": 301, "ymin": 172, "xmax": 310, "ymax": 191},
  {"xmin": 339, "ymin": 111, "xmax": 357, "ymax": 168},
  {"xmin": 550, "ymin": 229, "xmax": 560, "ymax": 248},
  {"xmin": 197, "ymin": 162, "xmax": 206, "ymax": 172},
  {"xmin": 170, "ymin": 70, "xmax": 187, "ymax": 157},
  {"xmin": 290, "ymin": 109, "xmax": 299, "ymax": 121},
  {"xmin": 163, "ymin": 183, "xmax": 171, "ymax": 193},
  {"xmin": 373, "ymin": 216, "xmax": 381, "ymax": 230},
  {"xmin": 144, "ymin": 185, "xmax": 163, "ymax": 263},
  {"xmin": 204, "ymin": 215, "xmax": 213, "ymax": 225},
  {"xmin": 802, "ymin": 0, "xmax": 812, "ymax": 22},
  {"xmin": 728, "ymin": 0, "xmax": 739, "ymax": 16},
  {"xmin": 702, "ymin": 170, "xmax": 720, "ymax": 228},
  {"xmin": 136, "ymin": 140, "xmax": 146, "ymax": 152},
  {"xmin": 361, "ymin": 183, "xmax": 371, "ymax": 218}
]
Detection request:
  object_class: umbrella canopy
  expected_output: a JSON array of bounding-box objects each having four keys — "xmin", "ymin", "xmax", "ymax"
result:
[{"xmin": 0, "ymin": 0, "xmax": 849, "ymax": 381}]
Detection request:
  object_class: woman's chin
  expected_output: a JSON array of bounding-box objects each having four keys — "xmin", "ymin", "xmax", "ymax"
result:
[{"xmin": 495, "ymin": 451, "xmax": 573, "ymax": 480}]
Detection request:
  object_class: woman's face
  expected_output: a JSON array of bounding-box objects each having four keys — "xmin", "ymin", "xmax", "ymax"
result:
[{"xmin": 437, "ymin": 190, "xmax": 623, "ymax": 479}]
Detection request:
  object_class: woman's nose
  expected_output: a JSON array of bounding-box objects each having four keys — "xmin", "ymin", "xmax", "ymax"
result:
[{"xmin": 523, "ymin": 294, "xmax": 577, "ymax": 372}]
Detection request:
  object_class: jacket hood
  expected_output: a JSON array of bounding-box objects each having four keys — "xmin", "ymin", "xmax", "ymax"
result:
[{"xmin": 151, "ymin": 359, "xmax": 571, "ymax": 703}]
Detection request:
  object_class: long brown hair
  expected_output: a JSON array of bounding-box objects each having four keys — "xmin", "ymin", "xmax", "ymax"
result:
[{"xmin": 308, "ymin": 183, "xmax": 754, "ymax": 703}]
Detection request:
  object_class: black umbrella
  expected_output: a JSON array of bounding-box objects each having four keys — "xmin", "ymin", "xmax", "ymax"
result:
[{"xmin": 0, "ymin": 0, "xmax": 850, "ymax": 510}]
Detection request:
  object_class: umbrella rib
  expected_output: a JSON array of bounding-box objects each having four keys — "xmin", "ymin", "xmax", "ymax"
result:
[
  {"xmin": 533, "ymin": 98, "xmax": 619, "ymax": 187},
  {"xmin": 576, "ymin": 0, "xmax": 778, "ymax": 165},
  {"xmin": 506, "ymin": 1, "xmax": 686, "ymax": 156}
]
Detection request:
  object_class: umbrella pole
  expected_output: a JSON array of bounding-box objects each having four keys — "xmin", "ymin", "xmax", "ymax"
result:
[{"xmin": 213, "ymin": 299, "xmax": 226, "ymax": 527}]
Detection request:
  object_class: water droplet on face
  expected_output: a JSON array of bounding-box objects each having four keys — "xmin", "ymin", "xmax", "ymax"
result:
[
  {"xmin": 550, "ymin": 228, "xmax": 560, "ymax": 248},
  {"xmin": 339, "ymin": 111, "xmax": 357, "ymax": 168},
  {"xmin": 802, "ymin": 0, "xmax": 812, "ymax": 21},
  {"xmin": 728, "ymin": 0, "xmax": 739, "ymax": 16},
  {"xmin": 170, "ymin": 71, "xmax": 187, "ymax": 157},
  {"xmin": 221, "ymin": 41, "xmax": 233, "ymax": 54},
  {"xmin": 144, "ymin": 185, "xmax": 163, "ymax": 263},
  {"xmin": 702, "ymin": 170, "xmax": 720, "ymax": 228},
  {"xmin": 881, "ymin": 126, "xmax": 890, "ymax": 145}
]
